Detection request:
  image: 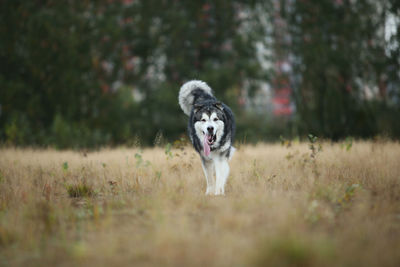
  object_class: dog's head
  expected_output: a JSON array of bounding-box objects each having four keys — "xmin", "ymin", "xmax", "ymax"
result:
[{"xmin": 193, "ymin": 102, "xmax": 225, "ymax": 152}]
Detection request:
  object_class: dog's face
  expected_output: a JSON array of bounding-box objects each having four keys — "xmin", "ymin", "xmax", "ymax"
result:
[{"xmin": 193, "ymin": 105, "xmax": 225, "ymax": 149}]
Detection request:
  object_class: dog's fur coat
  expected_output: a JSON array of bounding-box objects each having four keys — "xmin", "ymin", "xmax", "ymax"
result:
[{"xmin": 179, "ymin": 80, "xmax": 236, "ymax": 195}]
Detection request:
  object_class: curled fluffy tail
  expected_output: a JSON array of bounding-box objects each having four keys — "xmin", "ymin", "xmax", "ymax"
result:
[{"xmin": 178, "ymin": 80, "xmax": 213, "ymax": 116}]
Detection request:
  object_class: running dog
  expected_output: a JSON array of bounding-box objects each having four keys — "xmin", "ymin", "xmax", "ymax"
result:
[{"xmin": 179, "ymin": 80, "xmax": 236, "ymax": 195}]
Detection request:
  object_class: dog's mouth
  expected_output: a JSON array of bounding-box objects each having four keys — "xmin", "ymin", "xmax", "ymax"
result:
[
  {"xmin": 206, "ymin": 133, "xmax": 216, "ymax": 145},
  {"xmin": 203, "ymin": 133, "xmax": 216, "ymax": 157}
]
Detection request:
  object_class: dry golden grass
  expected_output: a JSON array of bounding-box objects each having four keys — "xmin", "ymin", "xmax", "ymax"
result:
[{"xmin": 0, "ymin": 141, "xmax": 400, "ymax": 267}]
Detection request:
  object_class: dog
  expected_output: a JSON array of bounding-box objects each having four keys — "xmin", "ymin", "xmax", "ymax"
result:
[{"xmin": 179, "ymin": 80, "xmax": 236, "ymax": 195}]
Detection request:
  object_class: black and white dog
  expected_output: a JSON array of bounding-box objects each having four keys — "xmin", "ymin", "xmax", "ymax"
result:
[{"xmin": 179, "ymin": 80, "xmax": 236, "ymax": 195}]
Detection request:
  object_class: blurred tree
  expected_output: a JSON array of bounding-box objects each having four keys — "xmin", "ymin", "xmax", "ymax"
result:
[
  {"xmin": 285, "ymin": 0, "xmax": 399, "ymax": 139},
  {"xmin": 0, "ymin": 0, "xmax": 270, "ymax": 147},
  {"xmin": 106, "ymin": 0, "xmax": 270, "ymax": 144},
  {"xmin": 2, "ymin": 0, "xmax": 398, "ymax": 147},
  {"xmin": 0, "ymin": 1, "xmax": 111, "ymax": 147}
]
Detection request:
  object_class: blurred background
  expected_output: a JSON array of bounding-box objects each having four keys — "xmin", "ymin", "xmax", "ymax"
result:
[{"xmin": 1, "ymin": 0, "xmax": 399, "ymax": 148}]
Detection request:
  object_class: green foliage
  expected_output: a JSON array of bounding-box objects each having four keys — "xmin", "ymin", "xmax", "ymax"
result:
[
  {"xmin": 62, "ymin": 162, "xmax": 69, "ymax": 171},
  {"xmin": 134, "ymin": 151, "xmax": 150, "ymax": 168},
  {"xmin": 236, "ymin": 113, "xmax": 295, "ymax": 144},
  {"xmin": 51, "ymin": 114, "xmax": 110, "ymax": 149},
  {"xmin": 280, "ymin": 135, "xmax": 292, "ymax": 148},
  {"xmin": 3, "ymin": 113, "xmax": 33, "ymax": 146},
  {"xmin": 285, "ymin": 0, "xmax": 400, "ymax": 140},
  {"xmin": 0, "ymin": 0, "xmax": 270, "ymax": 148},
  {"xmin": 307, "ymin": 134, "xmax": 322, "ymax": 159},
  {"xmin": 66, "ymin": 183, "xmax": 95, "ymax": 198},
  {"xmin": 164, "ymin": 143, "xmax": 173, "ymax": 160},
  {"xmin": 340, "ymin": 137, "xmax": 353, "ymax": 151},
  {"xmin": 1, "ymin": 0, "xmax": 399, "ymax": 148},
  {"xmin": 338, "ymin": 184, "xmax": 361, "ymax": 205}
]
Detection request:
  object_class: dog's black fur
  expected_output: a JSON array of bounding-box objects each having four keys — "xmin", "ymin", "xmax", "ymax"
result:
[
  {"xmin": 179, "ymin": 80, "xmax": 236, "ymax": 195},
  {"xmin": 187, "ymin": 88, "xmax": 236, "ymax": 159}
]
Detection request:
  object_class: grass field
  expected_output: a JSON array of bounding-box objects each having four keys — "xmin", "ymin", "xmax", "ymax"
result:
[{"xmin": 0, "ymin": 140, "xmax": 400, "ymax": 267}]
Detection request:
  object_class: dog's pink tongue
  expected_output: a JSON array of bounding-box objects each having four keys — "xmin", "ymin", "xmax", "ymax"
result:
[{"xmin": 203, "ymin": 135, "xmax": 210, "ymax": 156}]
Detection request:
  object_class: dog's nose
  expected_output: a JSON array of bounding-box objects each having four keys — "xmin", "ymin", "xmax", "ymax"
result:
[{"xmin": 207, "ymin": 126, "xmax": 214, "ymax": 134}]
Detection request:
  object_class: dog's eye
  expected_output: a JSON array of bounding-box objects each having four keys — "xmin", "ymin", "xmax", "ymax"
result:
[
  {"xmin": 201, "ymin": 119, "xmax": 206, "ymax": 122},
  {"xmin": 213, "ymin": 118, "xmax": 218, "ymax": 121}
]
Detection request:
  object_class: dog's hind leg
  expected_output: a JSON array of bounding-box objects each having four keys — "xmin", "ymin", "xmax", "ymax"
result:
[
  {"xmin": 201, "ymin": 158, "xmax": 215, "ymax": 195},
  {"xmin": 214, "ymin": 156, "xmax": 230, "ymax": 195}
]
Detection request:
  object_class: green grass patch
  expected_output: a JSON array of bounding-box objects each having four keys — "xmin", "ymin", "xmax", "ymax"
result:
[{"xmin": 66, "ymin": 183, "xmax": 95, "ymax": 198}]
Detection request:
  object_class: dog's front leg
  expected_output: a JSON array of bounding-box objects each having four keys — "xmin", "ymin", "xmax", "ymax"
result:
[
  {"xmin": 214, "ymin": 156, "xmax": 229, "ymax": 195},
  {"xmin": 201, "ymin": 157, "xmax": 215, "ymax": 195}
]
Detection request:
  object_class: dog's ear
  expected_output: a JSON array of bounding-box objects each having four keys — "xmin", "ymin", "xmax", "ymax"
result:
[
  {"xmin": 214, "ymin": 102, "xmax": 224, "ymax": 111},
  {"xmin": 194, "ymin": 104, "xmax": 203, "ymax": 113}
]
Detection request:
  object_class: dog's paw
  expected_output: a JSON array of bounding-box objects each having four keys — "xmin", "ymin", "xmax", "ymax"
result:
[
  {"xmin": 205, "ymin": 187, "xmax": 215, "ymax": 195},
  {"xmin": 214, "ymin": 187, "xmax": 225, "ymax": 196}
]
